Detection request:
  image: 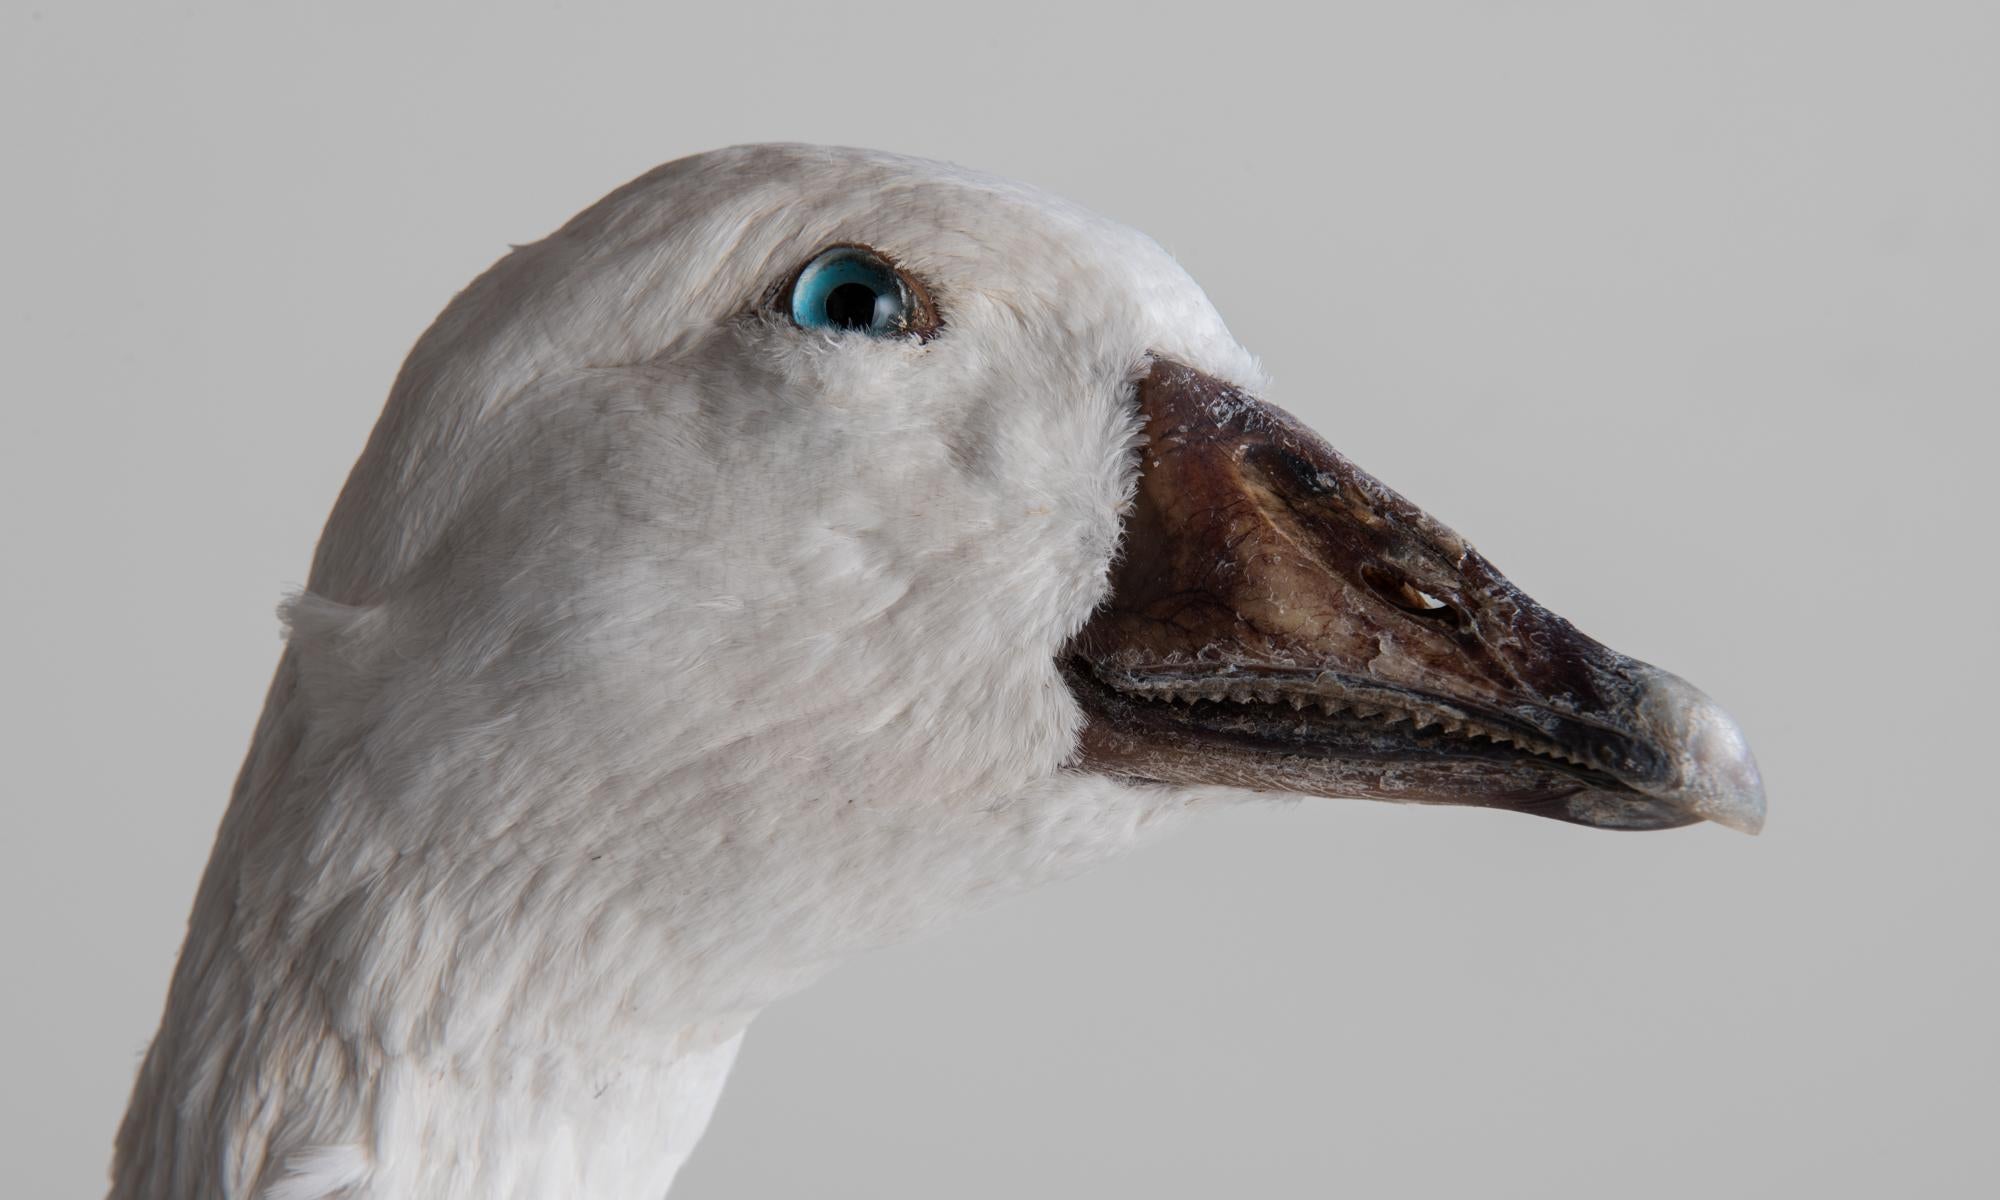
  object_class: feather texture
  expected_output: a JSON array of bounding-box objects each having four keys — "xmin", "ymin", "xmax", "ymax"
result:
[{"xmin": 111, "ymin": 144, "xmax": 1264, "ymax": 1199}]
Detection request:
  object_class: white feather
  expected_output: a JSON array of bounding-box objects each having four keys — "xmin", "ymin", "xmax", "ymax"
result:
[{"xmin": 111, "ymin": 144, "xmax": 1265, "ymax": 1199}]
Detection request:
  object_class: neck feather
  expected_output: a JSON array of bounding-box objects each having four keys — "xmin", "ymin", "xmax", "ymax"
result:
[
  {"xmin": 110, "ymin": 815, "xmax": 754, "ymax": 1200},
  {"xmin": 115, "ymin": 955, "xmax": 745, "ymax": 1200},
  {"xmin": 108, "ymin": 658, "xmax": 766, "ymax": 1200},
  {"xmin": 111, "ymin": 647, "xmax": 1188, "ymax": 1198}
]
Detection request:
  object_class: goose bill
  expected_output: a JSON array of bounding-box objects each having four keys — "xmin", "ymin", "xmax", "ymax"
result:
[{"xmin": 1063, "ymin": 360, "xmax": 1764, "ymax": 834}]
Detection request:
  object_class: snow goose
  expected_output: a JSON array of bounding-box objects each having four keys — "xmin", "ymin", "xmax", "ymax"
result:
[{"xmin": 111, "ymin": 143, "xmax": 1763, "ymax": 1200}]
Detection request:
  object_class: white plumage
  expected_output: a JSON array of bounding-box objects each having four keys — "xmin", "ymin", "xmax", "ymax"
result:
[
  {"xmin": 113, "ymin": 145, "xmax": 1258, "ymax": 1199},
  {"xmin": 111, "ymin": 143, "xmax": 1760, "ymax": 1199}
]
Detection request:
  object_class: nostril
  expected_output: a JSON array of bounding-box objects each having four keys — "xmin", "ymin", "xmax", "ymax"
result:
[
  {"xmin": 1274, "ymin": 449, "xmax": 1341, "ymax": 497},
  {"xmin": 1362, "ymin": 564, "xmax": 1465, "ymax": 627}
]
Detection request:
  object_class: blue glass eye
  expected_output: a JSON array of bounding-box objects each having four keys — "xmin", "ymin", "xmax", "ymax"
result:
[{"xmin": 788, "ymin": 246, "xmax": 915, "ymax": 336}]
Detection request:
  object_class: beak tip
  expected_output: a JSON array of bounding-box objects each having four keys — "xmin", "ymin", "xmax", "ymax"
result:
[{"xmin": 1636, "ymin": 670, "xmax": 1767, "ymax": 836}]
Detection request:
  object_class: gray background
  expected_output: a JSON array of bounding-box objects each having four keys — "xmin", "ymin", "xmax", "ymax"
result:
[{"xmin": 5, "ymin": 3, "xmax": 1994, "ymax": 1196}]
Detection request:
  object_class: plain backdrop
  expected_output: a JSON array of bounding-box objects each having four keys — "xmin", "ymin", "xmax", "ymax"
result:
[{"xmin": 4, "ymin": 3, "xmax": 1995, "ymax": 1196}]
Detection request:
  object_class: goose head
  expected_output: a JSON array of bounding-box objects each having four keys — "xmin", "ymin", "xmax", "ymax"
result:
[
  {"xmin": 293, "ymin": 138, "xmax": 1761, "ymax": 1022},
  {"xmin": 117, "ymin": 143, "xmax": 1762, "ymax": 1198}
]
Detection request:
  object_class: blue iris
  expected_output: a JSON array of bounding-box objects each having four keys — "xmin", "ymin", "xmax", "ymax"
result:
[{"xmin": 789, "ymin": 247, "xmax": 910, "ymax": 335}]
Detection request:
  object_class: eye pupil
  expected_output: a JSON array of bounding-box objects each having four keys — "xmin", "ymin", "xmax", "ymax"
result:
[{"xmin": 824, "ymin": 281, "xmax": 881, "ymax": 330}]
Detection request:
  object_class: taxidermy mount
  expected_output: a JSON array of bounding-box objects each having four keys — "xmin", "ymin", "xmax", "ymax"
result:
[{"xmin": 111, "ymin": 144, "xmax": 1763, "ymax": 1200}]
